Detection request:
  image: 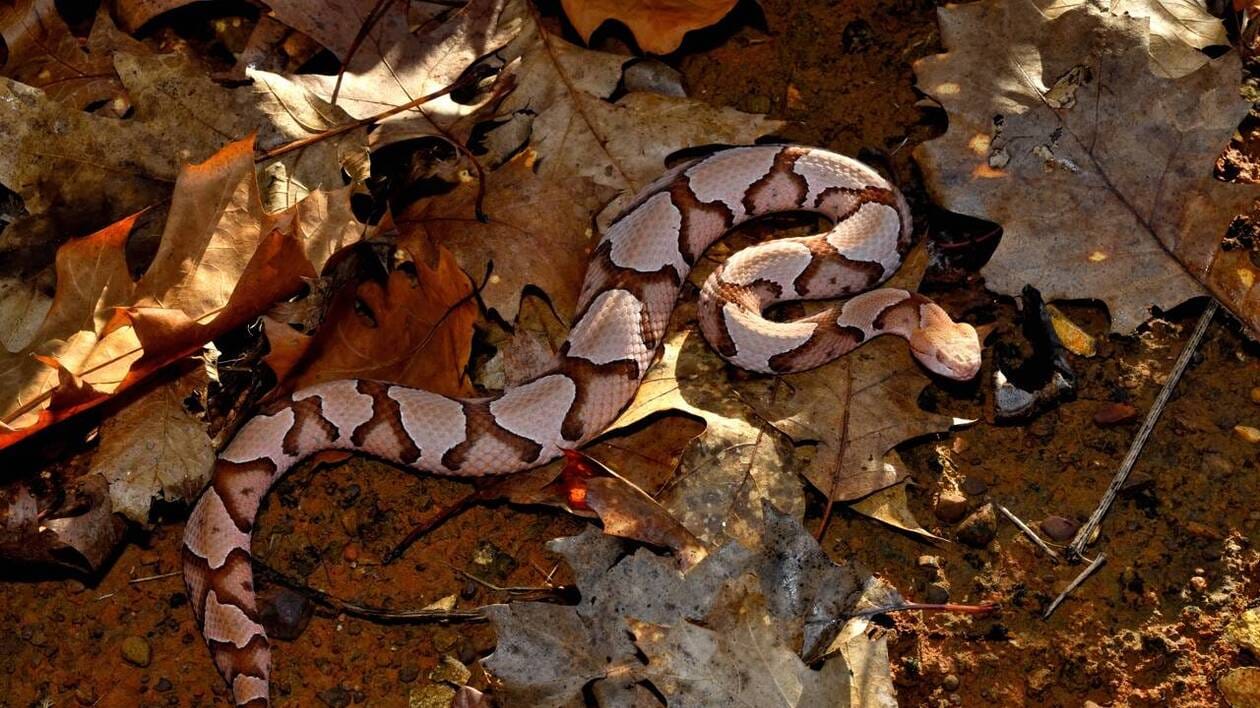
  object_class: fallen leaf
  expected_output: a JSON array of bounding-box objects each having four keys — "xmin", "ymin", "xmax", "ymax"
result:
[
  {"xmin": 274, "ymin": 246, "xmax": 477, "ymax": 398},
  {"xmin": 491, "ymin": 21, "xmax": 783, "ymax": 228},
  {"xmin": 915, "ymin": 0, "xmax": 1260, "ymax": 336},
  {"xmin": 276, "ymin": 0, "xmax": 525, "ymax": 149},
  {"xmin": 0, "ymin": 474, "xmax": 125, "ymax": 572},
  {"xmin": 559, "ymin": 0, "xmax": 741, "ymax": 54},
  {"xmin": 1044, "ymin": 0, "xmax": 1228, "ymax": 78},
  {"xmin": 89, "ymin": 362, "xmax": 215, "ymax": 523},
  {"xmin": 399, "ymin": 149, "xmax": 610, "ymax": 322},
  {"xmin": 0, "ymin": 50, "xmax": 368, "ymax": 323},
  {"xmin": 608, "ymin": 321, "xmax": 806, "ymax": 548},
  {"xmin": 629, "ymin": 593, "xmax": 850, "ymax": 708},
  {"xmin": 484, "ymin": 506, "xmax": 897, "ymax": 706},
  {"xmin": 849, "ymin": 480, "xmax": 946, "ymax": 543},
  {"xmin": 0, "ymin": 2, "xmax": 143, "ymax": 111},
  {"xmin": 0, "ymin": 137, "xmax": 356, "ymax": 448}
]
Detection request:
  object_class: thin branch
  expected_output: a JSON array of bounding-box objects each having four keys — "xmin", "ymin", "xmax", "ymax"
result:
[
  {"xmin": 1043, "ymin": 552, "xmax": 1107, "ymax": 620},
  {"xmin": 1066, "ymin": 300, "xmax": 1217, "ymax": 560},
  {"xmin": 996, "ymin": 503, "xmax": 1060, "ymax": 563}
]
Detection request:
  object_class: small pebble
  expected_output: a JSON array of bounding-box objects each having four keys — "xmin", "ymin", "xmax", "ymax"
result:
[
  {"xmin": 925, "ymin": 582, "xmax": 951, "ymax": 604},
  {"xmin": 942, "ymin": 674, "xmax": 960, "ymax": 691},
  {"xmin": 917, "ymin": 555, "xmax": 941, "ymax": 570},
  {"xmin": 155, "ymin": 678, "xmax": 173, "ymax": 693},
  {"xmin": 121, "ymin": 636, "xmax": 151, "ymax": 667},
  {"xmin": 1094, "ymin": 402, "xmax": 1138, "ymax": 426},
  {"xmin": 956, "ymin": 504, "xmax": 997, "ymax": 548},
  {"xmin": 1233, "ymin": 425, "xmax": 1260, "ymax": 444},
  {"xmin": 934, "ymin": 490, "xmax": 969, "ymax": 523},
  {"xmin": 1039, "ymin": 515, "xmax": 1079, "ymax": 542},
  {"xmin": 342, "ymin": 544, "xmax": 360, "ymax": 562},
  {"xmin": 317, "ymin": 686, "xmax": 351, "ymax": 708},
  {"xmin": 1251, "ymin": 387, "xmax": 1260, "ymax": 405},
  {"xmin": 399, "ymin": 664, "xmax": 421, "ymax": 683},
  {"xmin": 1189, "ymin": 576, "xmax": 1208, "ymax": 592}
]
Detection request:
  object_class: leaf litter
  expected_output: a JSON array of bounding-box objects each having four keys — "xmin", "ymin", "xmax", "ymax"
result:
[{"xmin": 0, "ymin": 0, "xmax": 1258, "ymax": 706}]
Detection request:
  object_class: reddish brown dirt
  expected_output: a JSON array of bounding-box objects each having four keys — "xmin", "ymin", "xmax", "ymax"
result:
[{"xmin": 3, "ymin": 2, "xmax": 1259, "ymax": 707}]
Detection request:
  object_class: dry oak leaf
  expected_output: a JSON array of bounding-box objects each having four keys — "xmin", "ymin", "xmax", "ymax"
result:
[
  {"xmin": 0, "ymin": 474, "xmax": 125, "ymax": 572},
  {"xmin": 0, "ymin": 1, "xmax": 145, "ymax": 112},
  {"xmin": 915, "ymin": 0, "xmax": 1260, "ymax": 336},
  {"xmin": 607, "ymin": 314, "xmax": 807, "ymax": 549},
  {"xmin": 1044, "ymin": 0, "xmax": 1227, "ymax": 78},
  {"xmin": 0, "ymin": 138, "xmax": 347, "ymax": 448},
  {"xmin": 89, "ymin": 362, "xmax": 215, "ymax": 523},
  {"xmin": 399, "ymin": 149, "xmax": 612, "ymax": 323},
  {"xmin": 269, "ymin": 246, "xmax": 477, "ymax": 399},
  {"xmin": 277, "ymin": 0, "xmax": 525, "ymax": 149},
  {"xmin": 491, "ymin": 22, "xmax": 783, "ymax": 229},
  {"xmin": 0, "ymin": 50, "xmax": 368, "ymax": 344},
  {"xmin": 559, "ymin": 0, "xmax": 741, "ymax": 54}
]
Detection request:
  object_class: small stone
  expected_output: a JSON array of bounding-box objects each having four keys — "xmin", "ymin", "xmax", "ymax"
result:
[
  {"xmin": 1039, "ymin": 515, "xmax": 1079, "ymax": 542},
  {"xmin": 409, "ymin": 683, "xmax": 456, "ymax": 708},
  {"xmin": 1189, "ymin": 576, "xmax": 1208, "ymax": 592},
  {"xmin": 470, "ymin": 540, "xmax": 518, "ymax": 583},
  {"xmin": 1184, "ymin": 520, "xmax": 1223, "ymax": 541},
  {"xmin": 934, "ymin": 490, "xmax": 969, "ymax": 523},
  {"xmin": 121, "ymin": 636, "xmax": 151, "ymax": 667},
  {"xmin": 1026, "ymin": 667, "xmax": 1054, "ymax": 694},
  {"xmin": 1218, "ymin": 667, "xmax": 1260, "ymax": 707},
  {"xmin": 961, "ymin": 477, "xmax": 988, "ymax": 496},
  {"xmin": 1233, "ymin": 425, "xmax": 1260, "ymax": 444},
  {"xmin": 1225, "ymin": 608, "xmax": 1260, "ymax": 655},
  {"xmin": 258, "ymin": 586, "xmax": 314, "ymax": 641},
  {"xmin": 342, "ymin": 544, "xmax": 360, "ymax": 562},
  {"xmin": 925, "ymin": 582, "xmax": 951, "ymax": 604},
  {"xmin": 917, "ymin": 555, "xmax": 941, "ymax": 570},
  {"xmin": 942, "ymin": 674, "xmax": 960, "ymax": 691},
  {"xmin": 1093, "ymin": 402, "xmax": 1138, "ymax": 426},
  {"xmin": 1251, "ymin": 387, "xmax": 1260, "ymax": 405},
  {"xmin": 155, "ymin": 678, "xmax": 173, "ymax": 692},
  {"xmin": 429, "ymin": 654, "xmax": 471, "ymax": 685},
  {"xmin": 1205, "ymin": 453, "xmax": 1234, "ymax": 476},
  {"xmin": 956, "ymin": 503, "xmax": 998, "ymax": 547},
  {"xmin": 398, "ymin": 664, "xmax": 421, "ymax": 683},
  {"xmin": 317, "ymin": 686, "xmax": 351, "ymax": 708}
]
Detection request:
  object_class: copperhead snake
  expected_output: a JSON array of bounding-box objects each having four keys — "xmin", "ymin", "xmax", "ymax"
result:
[{"xmin": 182, "ymin": 144, "xmax": 982, "ymax": 705}]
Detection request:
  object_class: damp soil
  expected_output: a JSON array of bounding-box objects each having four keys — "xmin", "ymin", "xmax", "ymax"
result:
[{"xmin": 3, "ymin": 1, "xmax": 1260, "ymax": 707}]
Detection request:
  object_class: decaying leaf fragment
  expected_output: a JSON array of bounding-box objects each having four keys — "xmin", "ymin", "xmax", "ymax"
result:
[
  {"xmin": 915, "ymin": 0, "xmax": 1260, "ymax": 336},
  {"xmin": 484, "ymin": 507, "xmax": 898, "ymax": 707},
  {"xmin": 0, "ymin": 474, "xmax": 125, "ymax": 572},
  {"xmin": 559, "ymin": 0, "xmax": 742, "ymax": 54}
]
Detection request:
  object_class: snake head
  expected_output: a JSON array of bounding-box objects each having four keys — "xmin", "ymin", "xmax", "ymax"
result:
[{"xmin": 909, "ymin": 305, "xmax": 982, "ymax": 380}]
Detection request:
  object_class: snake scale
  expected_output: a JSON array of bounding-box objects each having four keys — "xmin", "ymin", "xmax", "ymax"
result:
[{"xmin": 182, "ymin": 145, "xmax": 982, "ymax": 705}]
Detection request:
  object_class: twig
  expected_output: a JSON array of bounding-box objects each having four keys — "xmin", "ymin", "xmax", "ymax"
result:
[
  {"xmin": 382, "ymin": 488, "xmax": 485, "ymax": 564},
  {"xmin": 996, "ymin": 503, "xmax": 1060, "ymax": 562},
  {"xmin": 128, "ymin": 571, "xmax": 182, "ymax": 584},
  {"xmin": 850, "ymin": 600, "xmax": 1000, "ymax": 618},
  {"xmin": 1066, "ymin": 300, "xmax": 1218, "ymax": 560},
  {"xmin": 1042, "ymin": 551, "xmax": 1107, "ymax": 619}
]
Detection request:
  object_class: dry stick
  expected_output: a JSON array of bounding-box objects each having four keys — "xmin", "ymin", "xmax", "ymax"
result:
[
  {"xmin": 850, "ymin": 600, "xmax": 1000, "ymax": 619},
  {"xmin": 329, "ymin": 0, "xmax": 397, "ymax": 106},
  {"xmin": 996, "ymin": 503, "xmax": 1060, "ymax": 562},
  {"xmin": 815, "ymin": 361, "xmax": 854, "ymax": 541},
  {"xmin": 1065, "ymin": 299, "xmax": 1218, "ymax": 561},
  {"xmin": 1043, "ymin": 552, "xmax": 1107, "ymax": 619}
]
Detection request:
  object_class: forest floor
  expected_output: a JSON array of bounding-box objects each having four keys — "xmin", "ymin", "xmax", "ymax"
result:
[{"xmin": 2, "ymin": 1, "xmax": 1259, "ymax": 707}]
